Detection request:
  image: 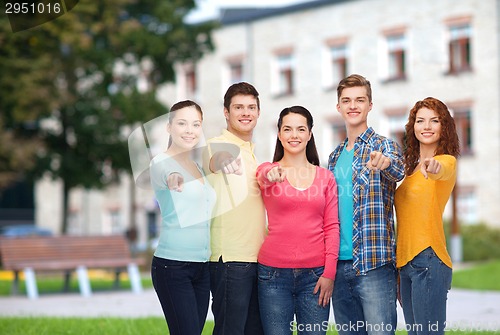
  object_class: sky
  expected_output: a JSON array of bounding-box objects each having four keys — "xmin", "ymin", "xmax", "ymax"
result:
[{"xmin": 187, "ymin": 0, "xmax": 315, "ymax": 22}]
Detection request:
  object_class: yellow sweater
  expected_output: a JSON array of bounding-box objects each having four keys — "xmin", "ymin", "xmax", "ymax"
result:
[{"xmin": 394, "ymin": 155, "xmax": 456, "ymax": 269}]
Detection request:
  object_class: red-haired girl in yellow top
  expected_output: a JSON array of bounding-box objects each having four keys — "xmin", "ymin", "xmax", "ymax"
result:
[{"xmin": 395, "ymin": 97, "xmax": 460, "ymax": 335}]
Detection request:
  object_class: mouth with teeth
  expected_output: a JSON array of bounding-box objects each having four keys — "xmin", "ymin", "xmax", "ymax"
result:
[{"xmin": 239, "ymin": 118, "xmax": 252, "ymax": 124}]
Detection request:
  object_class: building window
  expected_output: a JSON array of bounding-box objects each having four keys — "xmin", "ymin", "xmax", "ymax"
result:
[
  {"xmin": 185, "ymin": 67, "xmax": 197, "ymax": 97},
  {"xmin": 388, "ymin": 115, "xmax": 407, "ymax": 149},
  {"xmin": 448, "ymin": 24, "xmax": 472, "ymax": 74},
  {"xmin": 272, "ymin": 50, "xmax": 295, "ymax": 97},
  {"xmin": 229, "ymin": 61, "xmax": 243, "ymax": 84},
  {"xmin": 328, "ymin": 44, "xmax": 348, "ymax": 88},
  {"xmin": 457, "ymin": 186, "xmax": 477, "ymax": 224},
  {"xmin": 386, "ymin": 34, "xmax": 406, "ymax": 81},
  {"xmin": 331, "ymin": 121, "xmax": 347, "ymax": 146},
  {"xmin": 454, "ymin": 109, "xmax": 473, "ymax": 156}
]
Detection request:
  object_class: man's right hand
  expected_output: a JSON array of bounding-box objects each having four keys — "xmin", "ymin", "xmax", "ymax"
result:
[{"xmin": 220, "ymin": 157, "xmax": 243, "ymax": 175}]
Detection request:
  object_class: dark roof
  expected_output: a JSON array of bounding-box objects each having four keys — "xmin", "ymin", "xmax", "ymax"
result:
[{"xmin": 220, "ymin": 0, "xmax": 351, "ymax": 25}]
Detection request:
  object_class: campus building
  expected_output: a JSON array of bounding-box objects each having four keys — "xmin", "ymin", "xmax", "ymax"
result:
[{"xmin": 35, "ymin": 0, "xmax": 500, "ymax": 247}]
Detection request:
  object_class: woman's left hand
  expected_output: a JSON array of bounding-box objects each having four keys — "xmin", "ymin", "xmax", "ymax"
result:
[{"xmin": 313, "ymin": 276, "xmax": 334, "ymax": 307}]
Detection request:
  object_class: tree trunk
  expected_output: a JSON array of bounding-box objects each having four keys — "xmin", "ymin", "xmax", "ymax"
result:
[{"xmin": 61, "ymin": 180, "xmax": 70, "ymax": 234}]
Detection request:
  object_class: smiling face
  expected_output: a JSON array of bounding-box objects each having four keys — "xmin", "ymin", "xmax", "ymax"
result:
[
  {"xmin": 278, "ymin": 112, "xmax": 311, "ymax": 156},
  {"xmin": 167, "ymin": 106, "xmax": 203, "ymax": 151},
  {"xmin": 224, "ymin": 94, "xmax": 260, "ymax": 141},
  {"xmin": 414, "ymin": 107, "xmax": 441, "ymax": 150},
  {"xmin": 337, "ymin": 86, "xmax": 372, "ymax": 132}
]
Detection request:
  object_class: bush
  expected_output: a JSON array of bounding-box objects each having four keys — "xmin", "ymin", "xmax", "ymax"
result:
[{"xmin": 446, "ymin": 222, "xmax": 500, "ymax": 262}]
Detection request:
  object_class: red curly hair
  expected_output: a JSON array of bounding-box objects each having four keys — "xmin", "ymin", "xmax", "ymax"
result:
[{"xmin": 404, "ymin": 97, "xmax": 460, "ymax": 175}]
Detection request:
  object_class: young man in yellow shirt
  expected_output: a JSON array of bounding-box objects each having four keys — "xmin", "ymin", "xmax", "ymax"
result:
[{"xmin": 204, "ymin": 82, "xmax": 266, "ymax": 335}]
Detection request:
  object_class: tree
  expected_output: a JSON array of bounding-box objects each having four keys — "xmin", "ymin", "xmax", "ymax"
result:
[{"xmin": 0, "ymin": 0, "xmax": 215, "ymax": 233}]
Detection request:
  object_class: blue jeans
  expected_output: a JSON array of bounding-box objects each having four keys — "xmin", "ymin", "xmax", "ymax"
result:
[
  {"xmin": 332, "ymin": 261, "xmax": 397, "ymax": 335},
  {"xmin": 258, "ymin": 264, "xmax": 330, "ymax": 335},
  {"xmin": 399, "ymin": 247, "xmax": 452, "ymax": 335},
  {"xmin": 151, "ymin": 256, "xmax": 210, "ymax": 335},
  {"xmin": 209, "ymin": 257, "xmax": 263, "ymax": 335}
]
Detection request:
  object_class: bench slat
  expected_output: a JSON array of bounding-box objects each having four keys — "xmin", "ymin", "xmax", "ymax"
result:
[{"xmin": 0, "ymin": 235, "xmax": 145, "ymax": 298}]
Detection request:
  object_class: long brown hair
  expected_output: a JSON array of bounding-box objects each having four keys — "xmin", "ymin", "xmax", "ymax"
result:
[
  {"xmin": 404, "ymin": 97, "xmax": 460, "ymax": 175},
  {"xmin": 272, "ymin": 106, "xmax": 320, "ymax": 166}
]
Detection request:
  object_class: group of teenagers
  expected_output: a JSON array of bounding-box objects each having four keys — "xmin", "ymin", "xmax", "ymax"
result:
[{"xmin": 148, "ymin": 74, "xmax": 460, "ymax": 335}]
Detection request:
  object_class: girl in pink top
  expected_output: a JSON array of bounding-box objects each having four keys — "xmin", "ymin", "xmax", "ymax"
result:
[{"xmin": 256, "ymin": 106, "xmax": 340, "ymax": 335}]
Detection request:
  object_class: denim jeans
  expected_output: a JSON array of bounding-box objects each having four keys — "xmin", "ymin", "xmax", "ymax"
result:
[
  {"xmin": 399, "ymin": 247, "xmax": 452, "ymax": 335},
  {"xmin": 151, "ymin": 256, "xmax": 210, "ymax": 335},
  {"xmin": 258, "ymin": 264, "xmax": 330, "ymax": 335},
  {"xmin": 209, "ymin": 257, "xmax": 263, "ymax": 335},
  {"xmin": 332, "ymin": 261, "xmax": 397, "ymax": 335}
]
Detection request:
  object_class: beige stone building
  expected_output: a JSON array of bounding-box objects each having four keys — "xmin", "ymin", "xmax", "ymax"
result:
[{"xmin": 37, "ymin": 0, "xmax": 500, "ymax": 247}]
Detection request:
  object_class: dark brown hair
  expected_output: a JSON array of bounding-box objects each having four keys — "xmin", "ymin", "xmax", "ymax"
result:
[
  {"xmin": 223, "ymin": 82, "xmax": 260, "ymax": 110},
  {"xmin": 272, "ymin": 106, "xmax": 320, "ymax": 166}
]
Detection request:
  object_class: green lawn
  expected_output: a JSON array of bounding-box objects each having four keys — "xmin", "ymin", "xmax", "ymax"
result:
[
  {"xmin": 0, "ymin": 318, "xmax": 499, "ymax": 335},
  {"xmin": 452, "ymin": 260, "xmax": 500, "ymax": 290},
  {"xmin": 0, "ymin": 272, "xmax": 153, "ymax": 296},
  {"xmin": 0, "ymin": 261, "xmax": 499, "ymax": 334}
]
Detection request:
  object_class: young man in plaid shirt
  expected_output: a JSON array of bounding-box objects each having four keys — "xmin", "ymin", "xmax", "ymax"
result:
[{"xmin": 328, "ymin": 74, "xmax": 404, "ymax": 335}]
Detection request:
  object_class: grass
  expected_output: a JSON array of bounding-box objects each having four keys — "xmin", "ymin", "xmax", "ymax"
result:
[
  {"xmin": 0, "ymin": 318, "xmax": 499, "ymax": 335},
  {"xmin": 0, "ymin": 270, "xmax": 153, "ymax": 296},
  {"xmin": 0, "ymin": 317, "xmax": 212, "ymax": 335},
  {"xmin": 0, "ymin": 262, "xmax": 499, "ymax": 334},
  {"xmin": 452, "ymin": 260, "xmax": 500, "ymax": 290}
]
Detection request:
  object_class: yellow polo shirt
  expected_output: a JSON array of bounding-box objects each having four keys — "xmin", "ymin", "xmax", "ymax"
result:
[
  {"xmin": 204, "ymin": 129, "xmax": 266, "ymax": 263},
  {"xmin": 394, "ymin": 155, "xmax": 456, "ymax": 269}
]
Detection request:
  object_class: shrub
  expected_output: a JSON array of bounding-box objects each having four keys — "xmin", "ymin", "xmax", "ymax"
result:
[{"xmin": 446, "ymin": 222, "xmax": 500, "ymax": 262}]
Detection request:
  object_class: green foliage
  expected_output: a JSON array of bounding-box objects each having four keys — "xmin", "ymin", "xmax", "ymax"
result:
[
  {"xmin": 452, "ymin": 260, "xmax": 500, "ymax": 290},
  {"xmin": 451, "ymin": 223, "xmax": 500, "ymax": 262},
  {"xmin": 0, "ymin": 0, "xmax": 215, "ymax": 233}
]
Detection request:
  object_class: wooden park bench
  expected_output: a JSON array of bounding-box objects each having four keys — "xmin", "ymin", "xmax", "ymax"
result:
[{"xmin": 0, "ymin": 235, "xmax": 145, "ymax": 299}]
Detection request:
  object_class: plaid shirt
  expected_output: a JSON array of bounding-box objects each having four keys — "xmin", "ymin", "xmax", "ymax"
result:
[{"xmin": 328, "ymin": 127, "xmax": 404, "ymax": 275}]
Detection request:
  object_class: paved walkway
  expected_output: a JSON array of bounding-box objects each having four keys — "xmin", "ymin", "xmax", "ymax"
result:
[{"xmin": 0, "ymin": 288, "xmax": 499, "ymax": 332}]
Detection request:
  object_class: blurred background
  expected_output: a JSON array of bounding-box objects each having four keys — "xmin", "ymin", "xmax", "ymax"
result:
[{"xmin": 1, "ymin": 0, "xmax": 499, "ymax": 264}]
